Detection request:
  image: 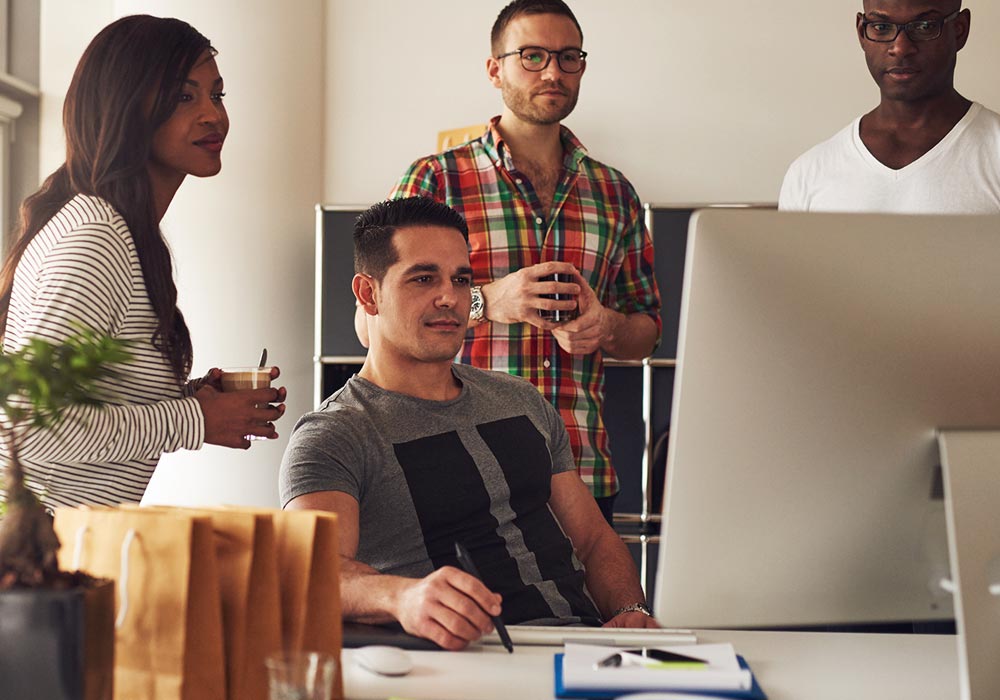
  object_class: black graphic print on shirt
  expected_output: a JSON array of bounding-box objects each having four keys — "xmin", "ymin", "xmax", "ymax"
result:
[{"xmin": 393, "ymin": 415, "xmax": 599, "ymax": 623}]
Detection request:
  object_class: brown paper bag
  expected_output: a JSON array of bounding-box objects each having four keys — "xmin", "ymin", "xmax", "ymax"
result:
[
  {"xmin": 82, "ymin": 578, "xmax": 116, "ymax": 700},
  {"xmin": 54, "ymin": 506, "xmax": 227, "ymax": 700},
  {"xmin": 270, "ymin": 510, "xmax": 343, "ymax": 700},
  {"xmin": 185, "ymin": 507, "xmax": 282, "ymax": 700}
]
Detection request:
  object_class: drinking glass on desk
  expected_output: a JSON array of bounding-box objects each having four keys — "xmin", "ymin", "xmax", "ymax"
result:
[{"xmin": 266, "ymin": 651, "xmax": 336, "ymax": 700}]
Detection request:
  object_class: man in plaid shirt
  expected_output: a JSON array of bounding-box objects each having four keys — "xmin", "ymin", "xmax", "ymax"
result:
[{"xmin": 362, "ymin": 0, "xmax": 661, "ymax": 522}]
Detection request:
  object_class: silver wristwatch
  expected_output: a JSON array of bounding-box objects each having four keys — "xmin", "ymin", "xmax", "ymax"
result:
[
  {"xmin": 470, "ymin": 285, "xmax": 486, "ymax": 324},
  {"xmin": 611, "ymin": 602, "xmax": 653, "ymax": 618}
]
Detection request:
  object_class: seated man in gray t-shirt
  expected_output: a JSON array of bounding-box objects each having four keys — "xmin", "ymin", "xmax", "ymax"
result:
[{"xmin": 280, "ymin": 197, "xmax": 656, "ymax": 650}]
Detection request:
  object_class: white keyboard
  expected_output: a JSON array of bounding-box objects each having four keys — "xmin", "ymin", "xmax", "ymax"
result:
[{"xmin": 479, "ymin": 625, "xmax": 696, "ymax": 647}]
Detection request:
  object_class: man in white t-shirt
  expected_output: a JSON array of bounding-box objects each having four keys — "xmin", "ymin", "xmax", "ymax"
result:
[{"xmin": 779, "ymin": 0, "xmax": 1000, "ymax": 213}]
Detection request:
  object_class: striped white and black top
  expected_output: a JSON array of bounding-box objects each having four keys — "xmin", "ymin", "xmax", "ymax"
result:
[{"xmin": 1, "ymin": 194, "xmax": 204, "ymax": 508}]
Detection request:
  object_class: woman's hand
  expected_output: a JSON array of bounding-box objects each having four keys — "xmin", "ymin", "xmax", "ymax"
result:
[
  {"xmin": 194, "ymin": 366, "xmax": 288, "ymax": 448},
  {"xmin": 187, "ymin": 367, "xmax": 224, "ymax": 393}
]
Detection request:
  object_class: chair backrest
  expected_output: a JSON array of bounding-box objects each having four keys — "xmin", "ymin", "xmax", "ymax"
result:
[{"xmin": 437, "ymin": 124, "xmax": 488, "ymax": 152}]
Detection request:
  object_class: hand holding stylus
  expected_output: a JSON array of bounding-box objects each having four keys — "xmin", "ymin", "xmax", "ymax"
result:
[{"xmin": 455, "ymin": 542, "xmax": 514, "ymax": 653}]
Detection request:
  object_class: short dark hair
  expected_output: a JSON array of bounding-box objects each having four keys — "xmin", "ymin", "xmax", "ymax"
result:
[
  {"xmin": 491, "ymin": 0, "xmax": 583, "ymax": 55},
  {"xmin": 354, "ymin": 197, "xmax": 470, "ymax": 281}
]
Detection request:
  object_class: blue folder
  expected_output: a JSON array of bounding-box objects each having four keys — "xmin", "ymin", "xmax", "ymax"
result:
[{"xmin": 553, "ymin": 653, "xmax": 767, "ymax": 699}]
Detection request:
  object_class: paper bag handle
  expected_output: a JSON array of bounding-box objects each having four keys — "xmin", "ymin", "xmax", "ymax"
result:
[
  {"xmin": 72, "ymin": 525, "xmax": 90, "ymax": 571},
  {"xmin": 74, "ymin": 525, "xmax": 141, "ymax": 628},
  {"xmin": 116, "ymin": 528, "xmax": 139, "ymax": 630}
]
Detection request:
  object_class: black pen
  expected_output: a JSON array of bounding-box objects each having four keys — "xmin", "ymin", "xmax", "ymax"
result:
[{"xmin": 454, "ymin": 541, "xmax": 514, "ymax": 653}]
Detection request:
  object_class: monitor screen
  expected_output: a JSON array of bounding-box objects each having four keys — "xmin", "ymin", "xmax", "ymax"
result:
[{"xmin": 653, "ymin": 209, "xmax": 1000, "ymax": 628}]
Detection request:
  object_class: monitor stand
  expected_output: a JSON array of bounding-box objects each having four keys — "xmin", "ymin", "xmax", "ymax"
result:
[{"xmin": 938, "ymin": 430, "xmax": 1000, "ymax": 700}]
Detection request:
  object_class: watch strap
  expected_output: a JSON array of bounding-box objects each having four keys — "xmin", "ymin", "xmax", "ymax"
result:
[{"xmin": 611, "ymin": 602, "xmax": 653, "ymax": 618}]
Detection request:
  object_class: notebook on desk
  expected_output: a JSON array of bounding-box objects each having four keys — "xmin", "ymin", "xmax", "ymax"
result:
[
  {"xmin": 481, "ymin": 625, "xmax": 697, "ymax": 647},
  {"xmin": 553, "ymin": 653, "xmax": 767, "ymax": 699}
]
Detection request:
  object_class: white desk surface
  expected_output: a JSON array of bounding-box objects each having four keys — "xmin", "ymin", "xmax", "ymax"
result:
[{"xmin": 343, "ymin": 628, "xmax": 959, "ymax": 700}]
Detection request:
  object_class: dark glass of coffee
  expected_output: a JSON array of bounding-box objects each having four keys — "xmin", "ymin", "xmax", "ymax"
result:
[{"xmin": 538, "ymin": 273, "xmax": 578, "ymax": 322}]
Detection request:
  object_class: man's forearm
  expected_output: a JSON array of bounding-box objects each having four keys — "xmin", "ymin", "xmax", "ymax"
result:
[
  {"xmin": 339, "ymin": 556, "xmax": 406, "ymax": 624},
  {"xmin": 600, "ymin": 310, "xmax": 659, "ymax": 360},
  {"xmin": 339, "ymin": 559, "xmax": 503, "ymax": 649},
  {"xmin": 577, "ymin": 526, "xmax": 648, "ymax": 620}
]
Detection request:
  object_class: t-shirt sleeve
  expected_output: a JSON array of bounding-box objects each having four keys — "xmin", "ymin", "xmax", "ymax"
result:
[
  {"xmin": 279, "ymin": 409, "xmax": 368, "ymax": 507},
  {"xmin": 778, "ymin": 157, "xmax": 808, "ymax": 211},
  {"xmin": 534, "ymin": 392, "xmax": 576, "ymax": 476}
]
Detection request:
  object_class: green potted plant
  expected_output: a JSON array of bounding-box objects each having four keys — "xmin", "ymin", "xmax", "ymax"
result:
[{"xmin": 0, "ymin": 328, "xmax": 131, "ymax": 700}]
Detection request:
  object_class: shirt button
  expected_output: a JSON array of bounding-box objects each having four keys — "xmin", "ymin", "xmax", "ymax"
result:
[
  {"xmin": 515, "ymin": 178, "xmax": 523, "ymax": 185},
  {"xmin": 543, "ymin": 359, "xmax": 551, "ymax": 369},
  {"xmin": 535, "ymin": 216, "xmax": 543, "ymax": 225}
]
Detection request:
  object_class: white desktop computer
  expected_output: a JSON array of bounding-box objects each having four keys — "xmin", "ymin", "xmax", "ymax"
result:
[{"xmin": 654, "ymin": 209, "xmax": 1000, "ymax": 631}]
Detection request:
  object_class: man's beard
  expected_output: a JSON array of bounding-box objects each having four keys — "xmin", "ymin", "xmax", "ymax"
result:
[{"xmin": 501, "ymin": 81, "xmax": 579, "ymax": 125}]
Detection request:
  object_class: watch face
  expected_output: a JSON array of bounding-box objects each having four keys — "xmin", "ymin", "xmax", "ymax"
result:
[{"xmin": 470, "ymin": 286, "xmax": 485, "ymax": 320}]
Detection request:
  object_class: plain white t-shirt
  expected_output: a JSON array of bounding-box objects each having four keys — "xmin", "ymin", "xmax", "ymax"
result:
[{"xmin": 779, "ymin": 102, "xmax": 1000, "ymax": 213}]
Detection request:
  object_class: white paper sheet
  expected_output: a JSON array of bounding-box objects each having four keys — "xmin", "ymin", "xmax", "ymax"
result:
[{"xmin": 561, "ymin": 642, "xmax": 752, "ymax": 692}]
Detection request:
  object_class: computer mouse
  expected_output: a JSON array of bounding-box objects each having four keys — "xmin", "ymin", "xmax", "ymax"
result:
[{"xmin": 353, "ymin": 645, "xmax": 414, "ymax": 676}]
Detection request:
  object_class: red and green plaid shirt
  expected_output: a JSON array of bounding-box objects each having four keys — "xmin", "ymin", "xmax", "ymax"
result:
[{"xmin": 389, "ymin": 117, "xmax": 661, "ymax": 498}]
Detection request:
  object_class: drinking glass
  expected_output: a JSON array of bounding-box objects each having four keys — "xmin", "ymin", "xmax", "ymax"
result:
[
  {"xmin": 265, "ymin": 651, "xmax": 336, "ymax": 700},
  {"xmin": 219, "ymin": 366, "xmax": 274, "ymax": 441}
]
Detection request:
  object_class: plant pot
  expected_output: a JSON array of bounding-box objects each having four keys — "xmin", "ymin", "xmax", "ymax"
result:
[{"xmin": 0, "ymin": 578, "xmax": 114, "ymax": 700}]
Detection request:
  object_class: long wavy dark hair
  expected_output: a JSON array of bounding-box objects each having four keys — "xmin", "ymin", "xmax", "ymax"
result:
[{"xmin": 0, "ymin": 15, "xmax": 214, "ymax": 383}]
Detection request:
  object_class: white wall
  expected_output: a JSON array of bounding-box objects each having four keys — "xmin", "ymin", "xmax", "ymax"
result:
[
  {"xmin": 40, "ymin": 0, "xmax": 324, "ymax": 506},
  {"xmin": 38, "ymin": 0, "xmax": 111, "ymax": 174},
  {"xmin": 325, "ymin": 0, "xmax": 1000, "ymax": 205}
]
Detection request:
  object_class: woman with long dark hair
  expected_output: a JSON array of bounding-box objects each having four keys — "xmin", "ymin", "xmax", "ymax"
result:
[{"xmin": 0, "ymin": 15, "xmax": 286, "ymax": 508}]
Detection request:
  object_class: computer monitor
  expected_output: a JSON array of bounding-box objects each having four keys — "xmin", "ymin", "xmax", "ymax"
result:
[{"xmin": 653, "ymin": 209, "xmax": 1000, "ymax": 628}]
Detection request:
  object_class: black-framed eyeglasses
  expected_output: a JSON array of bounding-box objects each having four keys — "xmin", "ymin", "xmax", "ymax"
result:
[
  {"xmin": 860, "ymin": 9, "xmax": 960, "ymax": 42},
  {"xmin": 495, "ymin": 46, "xmax": 588, "ymax": 74}
]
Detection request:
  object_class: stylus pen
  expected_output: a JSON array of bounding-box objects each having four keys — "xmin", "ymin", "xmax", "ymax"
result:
[{"xmin": 454, "ymin": 541, "xmax": 514, "ymax": 653}]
